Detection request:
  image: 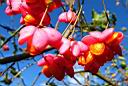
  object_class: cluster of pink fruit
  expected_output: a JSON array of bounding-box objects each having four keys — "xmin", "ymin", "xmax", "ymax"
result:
[{"xmin": 5, "ymin": 0, "xmax": 124, "ymax": 80}]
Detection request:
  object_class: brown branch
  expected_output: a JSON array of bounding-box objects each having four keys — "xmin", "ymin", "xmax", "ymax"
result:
[
  {"xmin": 95, "ymin": 72, "xmax": 116, "ymax": 86},
  {"xmin": 0, "ymin": 47, "xmax": 54, "ymax": 64},
  {"xmin": 0, "ymin": 53, "xmax": 30, "ymax": 64},
  {"xmin": 75, "ymin": 70, "xmax": 117, "ymax": 86}
]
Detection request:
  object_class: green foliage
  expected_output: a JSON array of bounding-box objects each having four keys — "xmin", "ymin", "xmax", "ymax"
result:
[
  {"xmin": 91, "ymin": 9, "xmax": 117, "ymax": 31},
  {"xmin": 81, "ymin": 9, "xmax": 117, "ymax": 33},
  {"xmin": 92, "ymin": 9, "xmax": 108, "ymax": 29}
]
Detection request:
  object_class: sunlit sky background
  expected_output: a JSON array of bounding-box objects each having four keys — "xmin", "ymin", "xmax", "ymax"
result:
[{"xmin": 0, "ymin": 0, "xmax": 128, "ymax": 86}]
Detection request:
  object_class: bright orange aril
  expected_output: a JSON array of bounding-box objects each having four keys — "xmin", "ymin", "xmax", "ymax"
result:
[
  {"xmin": 42, "ymin": 65, "xmax": 52, "ymax": 78},
  {"xmin": 24, "ymin": 14, "xmax": 36, "ymax": 25},
  {"xmin": 106, "ymin": 32, "xmax": 118, "ymax": 44},
  {"xmin": 90, "ymin": 43, "xmax": 105, "ymax": 55},
  {"xmin": 85, "ymin": 51, "xmax": 94, "ymax": 64},
  {"xmin": 78, "ymin": 56, "xmax": 86, "ymax": 65}
]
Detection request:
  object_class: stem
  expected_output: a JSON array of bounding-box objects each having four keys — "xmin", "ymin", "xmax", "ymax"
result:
[
  {"xmin": 62, "ymin": 2, "xmax": 84, "ymax": 37},
  {"xmin": 20, "ymin": 77, "xmax": 27, "ymax": 86},
  {"xmin": 61, "ymin": 5, "xmax": 66, "ymax": 12},
  {"xmin": 46, "ymin": 76, "xmax": 54, "ymax": 85},
  {"xmin": 55, "ymin": 20, "xmax": 59, "ymax": 30},
  {"xmin": 69, "ymin": 26, "xmax": 76, "ymax": 38},
  {"xmin": 17, "ymin": 62, "xmax": 26, "ymax": 86},
  {"xmin": 0, "ymin": 24, "xmax": 15, "ymax": 31},
  {"xmin": 39, "ymin": 5, "xmax": 49, "ymax": 27},
  {"xmin": 0, "ymin": 62, "xmax": 15, "ymax": 76},
  {"xmin": 102, "ymin": 0, "xmax": 110, "ymax": 28},
  {"xmin": 62, "ymin": 11, "xmax": 79, "ymax": 36},
  {"xmin": 62, "ymin": 80, "xmax": 69, "ymax": 86},
  {"xmin": 64, "ymin": 5, "xmax": 83, "ymax": 38},
  {"xmin": 73, "ymin": 77, "xmax": 83, "ymax": 85}
]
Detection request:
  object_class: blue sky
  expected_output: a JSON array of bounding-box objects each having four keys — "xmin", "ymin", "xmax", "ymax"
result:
[{"xmin": 0, "ymin": 0, "xmax": 128, "ymax": 86}]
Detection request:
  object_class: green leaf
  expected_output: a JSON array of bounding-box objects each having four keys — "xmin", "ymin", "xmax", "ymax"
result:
[
  {"xmin": 92, "ymin": 9, "xmax": 98, "ymax": 19},
  {"xmin": 91, "ymin": 10, "xmax": 117, "ymax": 31}
]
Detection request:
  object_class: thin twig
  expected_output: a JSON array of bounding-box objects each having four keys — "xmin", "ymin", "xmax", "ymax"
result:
[
  {"xmin": 0, "ymin": 24, "xmax": 15, "ymax": 31},
  {"xmin": 39, "ymin": 5, "xmax": 49, "ymax": 27},
  {"xmin": 61, "ymin": 4, "xmax": 66, "ymax": 12},
  {"xmin": 64, "ymin": 4, "xmax": 83, "ymax": 38},
  {"xmin": 0, "ymin": 62, "xmax": 15, "ymax": 76},
  {"xmin": 31, "ymin": 72, "xmax": 41, "ymax": 86},
  {"xmin": 13, "ymin": 62, "xmax": 36, "ymax": 79},
  {"xmin": 17, "ymin": 62, "xmax": 26, "ymax": 86},
  {"xmin": 62, "ymin": 11, "xmax": 79, "ymax": 36},
  {"xmin": 61, "ymin": 2, "xmax": 84, "ymax": 37},
  {"xmin": 55, "ymin": 20, "xmax": 60, "ymax": 30},
  {"xmin": 102, "ymin": 0, "xmax": 110, "ymax": 25},
  {"xmin": 95, "ymin": 72, "xmax": 116, "ymax": 86},
  {"xmin": 73, "ymin": 77, "xmax": 83, "ymax": 85},
  {"xmin": 0, "ymin": 25, "xmax": 25, "ymax": 48},
  {"xmin": 62, "ymin": 80, "xmax": 69, "ymax": 86},
  {"xmin": 32, "ymin": 58, "xmax": 37, "ymax": 63},
  {"xmin": 0, "ymin": 51, "xmax": 4, "ymax": 58},
  {"xmin": 20, "ymin": 77, "xmax": 27, "ymax": 86},
  {"xmin": 46, "ymin": 76, "xmax": 54, "ymax": 85},
  {"xmin": 75, "ymin": 70, "xmax": 116, "ymax": 86}
]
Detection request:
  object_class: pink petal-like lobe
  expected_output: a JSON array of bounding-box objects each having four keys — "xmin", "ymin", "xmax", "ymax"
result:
[
  {"xmin": 43, "ymin": 27, "xmax": 62, "ymax": 48},
  {"xmin": 82, "ymin": 35, "xmax": 98, "ymax": 45},
  {"xmin": 18, "ymin": 26, "xmax": 36, "ymax": 45},
  {"xmin": 59, "ymin": 38, "xmax": 70, "ymax": 54},
  {"xmin": 32, "ymin": 29, "xmax": 48, "ymax": 51},
  {"xmin": 77, "ymin": 41, "xmax": 88, "ymax": 52},
  {"xmin": 71, "ymin": 41, "xmax": 80, "ymax": 57}
]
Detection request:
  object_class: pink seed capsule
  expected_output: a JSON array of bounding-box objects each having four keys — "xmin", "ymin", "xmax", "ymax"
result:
[
  {"xmin": 58, "ymin": 10, "xmax": 77, "ymax": 24},
  {"xmin": 2, "ymin": 44, "xmax": 9, "ymax": 51}
]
